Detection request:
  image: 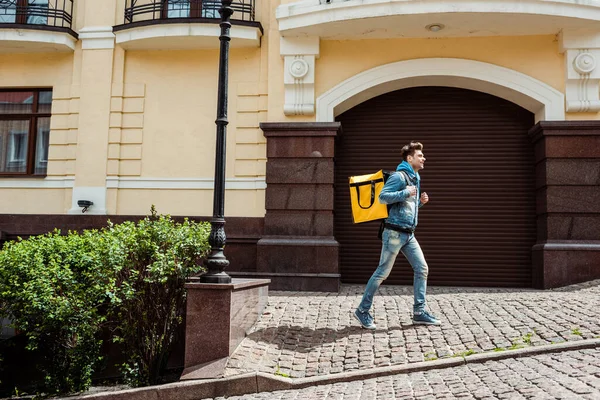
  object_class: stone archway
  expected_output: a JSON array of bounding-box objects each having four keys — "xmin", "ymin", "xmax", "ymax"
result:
[{"xmin": 316, "ymin": 58, "xmax": 565, "ymax": 123}]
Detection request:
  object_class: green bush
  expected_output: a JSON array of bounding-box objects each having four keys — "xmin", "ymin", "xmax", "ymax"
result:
[
  {"xmin": 0, "ymin": 208, "xmax": 210, "ymax": 395},
  {"xmin": 104, "ymin": 208, "xmax": 210, "ymax": 386},
  {"xmin": 0, "ymin": 229, "xmax": 114, "ymax": 395}
]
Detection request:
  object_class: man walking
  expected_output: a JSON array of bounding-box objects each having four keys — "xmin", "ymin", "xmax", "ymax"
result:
[{"xmin": 354, "ymin": 141, "xmax": 440, "ymax": 329}]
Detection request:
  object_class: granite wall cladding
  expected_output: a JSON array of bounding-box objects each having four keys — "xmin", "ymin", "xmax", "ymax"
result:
[
  {"xmin": 529, "ymin": 121, "xmax": 600, "ymax": 288},
  {"xmin": 247, "ymin": 122, "xmax": 342, "ymax": 292}
]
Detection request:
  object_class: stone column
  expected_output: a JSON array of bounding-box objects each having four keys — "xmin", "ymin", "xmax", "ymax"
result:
[
  {"xmin": 530, "ymin": 121, "xmax": 600, "ymax": 288},
  {"xmin": 258, "ymin": 122, "xmax": 341, "ymax": 291}
]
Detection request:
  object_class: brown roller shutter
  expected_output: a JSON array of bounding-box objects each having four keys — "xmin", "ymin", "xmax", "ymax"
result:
[{"xmin": 334, "ymin": 87, "xmax": 536, "ymax": 287}]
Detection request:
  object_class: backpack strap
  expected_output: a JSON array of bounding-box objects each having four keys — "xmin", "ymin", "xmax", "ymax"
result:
[
  {"xmin": 378, "ymin": 171, "xmax": 416, "ymax": 240},
  {"xmin": 398, "ymin": 171, "xmax": 412, "ymax": 186},
  {"xmin": 349, "ymin": 178, "xmax": 384, "ymax": 209}
]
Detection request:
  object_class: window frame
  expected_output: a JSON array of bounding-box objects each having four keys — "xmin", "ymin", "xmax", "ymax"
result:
[
  {"xmin": 35, "ymin": 123, "xmax": 50, "ymax": 171},
  {"xmin": 0, "ymin": 89, "xmax": 52, "ymax": 177},
  {"xmin": 15, "ymin": 0, "xmax": 28, "ymax": 25},
  {"xmin": 161, "ymin": 0, "xmax": 204, "ymax": 19}
]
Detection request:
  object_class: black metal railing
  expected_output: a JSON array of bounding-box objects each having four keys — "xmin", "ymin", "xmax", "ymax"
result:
[
  {"xmin": 122, "ymin": 0, "xmax": 255, "ymax": 24},
  {"xmin": 0, "ymin": 0, "xmax": 73, "ymax": 30}
]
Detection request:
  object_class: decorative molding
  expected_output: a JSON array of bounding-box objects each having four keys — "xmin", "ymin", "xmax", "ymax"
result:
[
  {"xmin": 573, "ymin": 52, "xmax": 596, "ymax": 74},
  {"xmin": 316, "ymin": 58, "xmax": 565, "ymax": 122},
  {"xmin": 283, "ymin": 55, "xmax": 316, "ymax": 115},
  {"xmin": 560, "ymin": 31, "xmax": 600, "ymax": 113},
  {"xmin": 78, "ymin": 26, "xmax": 115, "ymax": 50},
  {"xmin": 289, "ymin": 58, "xmax": 309, "ymax": 79},
  {"xmin": 47, "ymin": 84, "xmax": 79, "ymax": 177},
  {"xmin": 281, "ymin": 37, "xmax": 319, "ymax": 115},
  {"xmin": 105, "ymin": 177, "xmax": 267, "ymax": 190},
  {"xmin": 564, "ymin": 49, "xmax": 600, "ymax": 112},
  {"xmin": 0, "ymin": 177, "xmax": 75, "ymax": 189},
  {"xmin": 108, "ymin": 83, "xmax": 146, "ymax": 177}
]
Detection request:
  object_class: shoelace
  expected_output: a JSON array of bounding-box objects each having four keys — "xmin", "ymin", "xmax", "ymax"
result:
[{"xmin": 422, "ymin": 311, "xmax": 437, "ymax": 320}]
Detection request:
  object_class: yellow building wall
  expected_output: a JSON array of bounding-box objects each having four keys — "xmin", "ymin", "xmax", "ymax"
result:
[
  {"xmin": 317, "ymin": 35, "xmax": 564, "ymax": 101},
  {"xmin": 122, "ymin": 47, "xmax": 263, "ymax": 179},
  {"xmin": 0, "ymin": 189, "xmax": 70, "ymax": 214},
  {"xmin": 0, "ymin": 53, "xmax": 75, "ymax": 214},
  {"xmin": 113, "ymin": 45, "xmax": 266, "ymax": 216},
  {"xmin": 1, "ymin": 0, "xmax": 599, "ymax": 217}
]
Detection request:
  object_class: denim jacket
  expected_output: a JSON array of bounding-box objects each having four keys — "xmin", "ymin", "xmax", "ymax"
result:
[{"xmin": 379, "ymin": 169, "xmax": 422, "ymax": 231}]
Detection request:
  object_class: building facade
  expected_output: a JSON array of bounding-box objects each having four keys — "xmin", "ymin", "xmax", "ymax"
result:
[{"xmin": 1, "ymin": 0, "xmax": 599, "ymax": 291}]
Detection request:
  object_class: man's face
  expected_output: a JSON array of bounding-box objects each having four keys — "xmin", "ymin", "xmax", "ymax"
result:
[{"xmin": 408, "ymin": 150, "xmax": 426, "ymax": 171}]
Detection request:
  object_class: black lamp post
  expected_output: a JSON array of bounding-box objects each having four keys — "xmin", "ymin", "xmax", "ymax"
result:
[{"xmin": 201, "ymin": 0, "xmax": 234, "ymax": 283}]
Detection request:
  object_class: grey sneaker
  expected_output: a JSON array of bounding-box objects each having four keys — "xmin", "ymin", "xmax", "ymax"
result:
[
  {"xmin": 412, "ymin": 310, "xmax": 441, "ymax": 326},
  {"xmin": 354, "ymin": 309, "xmax": 376, "ymax": 330}
]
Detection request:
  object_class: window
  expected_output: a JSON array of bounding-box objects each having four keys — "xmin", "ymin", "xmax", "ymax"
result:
[
  {"xmin": 0, "ymin": 0, "xmax": 17, "ymax": 23},
  {"xmin": 8, "ymin": 131, "xmax": 28, "ymax": 163},
  {"xmin": 0, "ymin": 0, "xmax": 48, "ymax": 24},
  {"xmin": 164, "ymin": 0, "xmax": 220, "ymax": 19},
  {"xmin": 166, "ymin": 0, "xmax": 191, "ymax": 18},
  {"xmin": 27, "ymin": 0, "xmax": 49, "ymax": 25},
  {"xmin": 0, "ymin": 89, "xmax": 52, "ymax": 176}
]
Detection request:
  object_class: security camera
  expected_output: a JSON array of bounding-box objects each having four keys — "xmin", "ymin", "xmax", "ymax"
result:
[{"xmin": 77, "ymin": 200, "xmax": 94, "ymax": 213}]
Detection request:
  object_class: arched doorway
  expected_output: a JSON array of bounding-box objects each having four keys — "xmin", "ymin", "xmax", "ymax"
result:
[{"xmin": 334, "ymin": 86, "xmax": 537, "ymax": 287}]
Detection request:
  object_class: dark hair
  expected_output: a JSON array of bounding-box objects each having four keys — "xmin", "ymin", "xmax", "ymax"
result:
[{"xmin": 401, "ymin": 142, "xmax": 423, "ymax": 161}]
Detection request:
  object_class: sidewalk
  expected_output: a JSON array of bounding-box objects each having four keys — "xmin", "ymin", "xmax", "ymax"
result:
[
  {"xmin": 225, "ymin": 280, "xmax": 600, "ymax": 379},
  {"xmin": 72, "ymin": 280, "xmax": 600, "ymax": 400},
  {"xmin": 212, "ymin": 347, "xmax": 600, "ymax": 399}
]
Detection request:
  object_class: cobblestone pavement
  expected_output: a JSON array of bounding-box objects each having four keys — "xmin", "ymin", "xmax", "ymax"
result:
[
  {"xmin": 225, "ymin": 280, "xmax": 600, "ymax": 379},
  {"xmin": 212, "ymin": 348, "xmax": 600, "ymax": 399}
]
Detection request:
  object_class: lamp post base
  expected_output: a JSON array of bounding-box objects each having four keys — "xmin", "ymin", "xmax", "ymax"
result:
[{"xmin": 199, "ymin": 271, "xmax": 232, "ymax": 284}]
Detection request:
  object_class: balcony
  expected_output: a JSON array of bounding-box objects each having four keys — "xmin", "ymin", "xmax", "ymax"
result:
[
  {"xmin": 113, "ymin": 0, "xmax": 263, "ymax": 50},
  {"xmin": 276, "ymin": 0, "xmax": 600, "ymax": 39},
  {"xmin": 0, "ymin": 0, "xmax": 76, "ymax": 53}
]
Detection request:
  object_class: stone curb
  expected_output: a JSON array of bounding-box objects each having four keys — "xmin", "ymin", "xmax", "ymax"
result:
[{"xmin": 70, "ymin": 338, "xmax": 600, "ymax": 400}]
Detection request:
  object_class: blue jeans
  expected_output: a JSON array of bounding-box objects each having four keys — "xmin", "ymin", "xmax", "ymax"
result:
[{"xmin": 358, "ymin": 229, "xmax": 428, "ymax": 314}]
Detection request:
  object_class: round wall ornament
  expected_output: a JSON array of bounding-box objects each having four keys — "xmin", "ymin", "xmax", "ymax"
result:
[
  {"xmin": 574, "ymin": 52, "xmax": 596, "ymax": 74},
  {"xmin": 289, "ymin": 58, "xmax": 309, "ymax": 79}
]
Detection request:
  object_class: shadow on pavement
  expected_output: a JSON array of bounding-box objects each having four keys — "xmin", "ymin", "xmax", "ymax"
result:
[{"xmin": 245, "ymin": 324, "xmax": 414, "ymax": 352}]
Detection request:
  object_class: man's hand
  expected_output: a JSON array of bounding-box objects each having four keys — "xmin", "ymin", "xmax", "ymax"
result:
[
  {"xmin": 420, "ymin": 192, "xmax": 429, "ymax": 204},
  {"xmin": 407, "ymin": 185, "xmax": 417, "ymax": 197}
]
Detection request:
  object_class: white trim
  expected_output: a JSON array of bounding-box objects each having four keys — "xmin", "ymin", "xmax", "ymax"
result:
[
  {"xmin": 105, "ymin": 177, "xmax": 267, "ymax": 190},
  {"xmin": 115, "ymin": 23, "xmax": 262, "ymax": 50},
  {"xmin": 0, "ymin": 29, "xmax": 76, "ymax": 52},
  {"xmin": 277, "ymin": 0, "xmax": 600, "ymax": 33},
  {"xmin": 0, "ymin": 177, "xmax": 74, "ymax": 188},
  {"xmin": 316, "ymin": 58, "xmax": 565, "ymax": 122},
  {"xmin": 280, "ymin": 36, "xmax": 320, "ymax": 56},
  {"xmin": 79, "ymin": 26, "xmax": 115, "ymax": 50}
]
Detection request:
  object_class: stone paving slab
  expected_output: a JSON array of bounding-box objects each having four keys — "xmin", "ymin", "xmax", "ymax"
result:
[
  {"xmin": 210, "ymin": 347, "xmax": 600, "ymax": 400},
  {"xmin": 225, "ymin": 280, "xmax": 600, "ymax": 379},
  {"xmin": 71, "ymin": 339, "xmax": 600, "ymax": 400}
]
